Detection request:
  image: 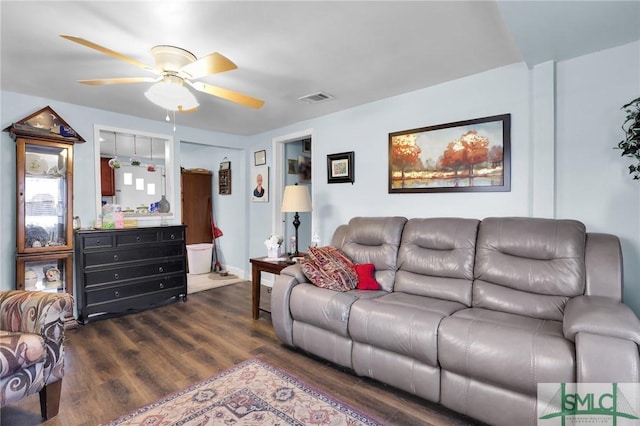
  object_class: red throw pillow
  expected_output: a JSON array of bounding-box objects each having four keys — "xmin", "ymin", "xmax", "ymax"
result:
[{"xmin": 355, "ymin": 263, "xmax": 381, "ymax": 290}]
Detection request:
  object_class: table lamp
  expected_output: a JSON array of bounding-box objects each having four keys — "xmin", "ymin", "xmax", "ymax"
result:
[{"xmin": 281, "ymin": 183, "xmax": 312, "ymax": 256}]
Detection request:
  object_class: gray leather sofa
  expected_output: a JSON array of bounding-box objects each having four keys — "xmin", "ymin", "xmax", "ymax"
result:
[{"xmin": 271, "ymin": 216, "xmax": 640, "ymax": 426}]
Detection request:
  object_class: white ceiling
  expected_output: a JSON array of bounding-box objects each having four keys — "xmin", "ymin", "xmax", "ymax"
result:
[{"xmin": 1, "ymin": 1, "xmax": 639, "ymax": 136}]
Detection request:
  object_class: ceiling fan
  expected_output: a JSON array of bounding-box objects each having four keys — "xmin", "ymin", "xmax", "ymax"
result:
[{"xmin": 60, "ymin": 35, "xmax": 265, "ymax": 112}]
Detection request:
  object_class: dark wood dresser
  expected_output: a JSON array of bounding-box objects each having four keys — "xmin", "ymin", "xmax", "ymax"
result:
[{"xmin": 74, "ymin": 226, "xmax": 187, "ymax": 324}]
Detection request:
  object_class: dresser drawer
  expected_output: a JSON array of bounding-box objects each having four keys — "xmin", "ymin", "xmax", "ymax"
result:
[
  {"xmin": 84, "ymin": 259, "xmax": 186, "ymax": 286},
  {"xmin": 116, "ymin": 230, "xmax": 159, "ymax": 246},
  {"xmin": 83, "ymin": 243, "xmax": 184, "ymax": 267},
  {"xmin": 161, "ymin": 228, "xmax": 184, "ymax": 242},
  {"xmin": 85, "ymin": 274, "xmax": 186, "ymax": 305},
  {"xmin": 82, "ymin": 235, "xmax": 114, "ymax": 249}
]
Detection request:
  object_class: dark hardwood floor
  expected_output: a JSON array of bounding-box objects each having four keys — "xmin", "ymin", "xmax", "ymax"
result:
[{"xmin": 1, "ymin": 282, "xmax": 480, "ymax": 426}]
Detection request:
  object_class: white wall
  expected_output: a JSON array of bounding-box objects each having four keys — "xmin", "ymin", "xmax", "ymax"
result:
[{"xmin": 556, "ymin": 41, "xmax": 640, "ymax": 312}]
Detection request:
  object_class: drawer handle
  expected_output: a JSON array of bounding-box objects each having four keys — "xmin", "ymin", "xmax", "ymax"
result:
[
  {"xmin": 158, "ymin": 266, "xmax": 164, "ymax": 273},
  {"xmin": 159, "ymin": 283, "xmax": 165, "ymax": 289},
  {"xmin": 114, "ymin": 291, "xmax": 120, "ymax": 298},
  {"xmin": 136, "ymin": 236, "xmax": 141, "ymax": 242},
  {"xmin": 96, "ymin": 239, "xmax": 101, "ymax": 245},
  {"xmin": 113, "ymin": 254, "xmax": 119, "ymax": 261},
  {"xmin": 170, "ymin": 234, "xmax": 175, "ymax": 240},
  {"xmin": 114, "ymin": 273, "xmax": 119, "ymax": 280}
]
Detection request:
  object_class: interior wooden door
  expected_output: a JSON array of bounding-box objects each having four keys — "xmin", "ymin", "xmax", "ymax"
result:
[{"xmin": 181, "ymin": 169, "xmax": 213, "ymax": 245}]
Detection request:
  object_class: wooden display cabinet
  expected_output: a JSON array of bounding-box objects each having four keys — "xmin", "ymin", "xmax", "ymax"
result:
[{"xmin": 4, "ymin": 106, "xmax": 84, "ymax": 296}]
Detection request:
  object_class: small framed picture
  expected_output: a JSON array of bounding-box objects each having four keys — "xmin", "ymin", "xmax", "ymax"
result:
[
  {"xmin": 302, "ymin": 138, "xmax": 311, "ymax": 154},
  {"xmin": 220, "ymin": 161, "xmax": 231, "ymax": 170},
  {"xmin": 287, "ymin": 159, "xmax": 298, "ymax": 174},
  {"xmin": 327, "ymin": 151, "xmax": 354, "ymax": 184},
  {"xmin": 254, "ymin": 150, "xmax": 266, "ymax": 166},
  {"xmin": 251, "ymin": 165, "xmax": 269, "ymax": 202}
]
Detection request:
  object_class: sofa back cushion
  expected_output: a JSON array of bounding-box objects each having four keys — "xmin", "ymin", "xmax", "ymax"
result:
[
  {"xmin": 339, "ymin": 217, "xmax": 407, "ymax": 292},
  {"xmin": 473, "ymin": 217, "xmax": 586, "ymax": 320},
  {"xmin": 395, "ymin": 218, "xmax": 480, "ymax": 306}
]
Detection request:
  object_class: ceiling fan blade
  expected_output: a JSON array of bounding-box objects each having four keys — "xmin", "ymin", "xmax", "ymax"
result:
[
  {"xmin": 178, "ymin": 105, "xmax": 198, "ymax": 113},
  {"xmin": 187, "ymin": 81, "xmax": 264, "ymax": 109},
  {"xmin": 179, "ymin": 52, "xmax": 237, "ymax": 79},
  {"xmin": 78, "ymin": 77, "xmax": 160, "ymax": 86},
  {"xmin": 60, "ymin": 35, "xmax": 159, "ymax": 74}
]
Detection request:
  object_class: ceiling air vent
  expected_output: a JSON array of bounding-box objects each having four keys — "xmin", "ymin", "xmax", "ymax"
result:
[{"xmin": 298, "ymin": 91, "xmax": 334, "ymax": 104}]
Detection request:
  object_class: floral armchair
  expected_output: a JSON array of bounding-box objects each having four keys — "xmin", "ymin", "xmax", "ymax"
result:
[{"xmin": 0, "ymin": 290, "xmax": 73, "ymax": 419}]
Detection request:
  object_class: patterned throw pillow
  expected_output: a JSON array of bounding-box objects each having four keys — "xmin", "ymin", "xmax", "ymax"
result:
[{"xmin": 301, "ymin": 246, "xmax": 358, "ymax": 291}]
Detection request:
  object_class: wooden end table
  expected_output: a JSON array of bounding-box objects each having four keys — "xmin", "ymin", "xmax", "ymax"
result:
[{"xmin": 249, "ymin": 257, "xmax": 294, "ymax": 319}]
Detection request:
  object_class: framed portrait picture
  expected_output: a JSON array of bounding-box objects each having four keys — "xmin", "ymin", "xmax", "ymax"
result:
[
  {"xmin": 254, "ymin": 150, "xmax": 266, "ymax": 166},
  {"xmin": 389, "ymin": 114, "xmax": 511, "ymax": 193},
  {"xmin": 251, "ymin": 165, "xmax": 269, "ymax": 202},
  {"xmin": 327, "ymin": 151, "xmax": 355, "ymax": 184}
]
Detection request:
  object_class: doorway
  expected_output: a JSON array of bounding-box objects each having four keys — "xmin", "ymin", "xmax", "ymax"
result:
[{"xmin": 272, "ymin": 129, "xmax": 313, "ymax": 254}]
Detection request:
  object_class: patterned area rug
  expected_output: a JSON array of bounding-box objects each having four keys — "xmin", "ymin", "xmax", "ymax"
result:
[{"xmin": 103, "ymin": 358, "xmax": 384, "ymax": 425}]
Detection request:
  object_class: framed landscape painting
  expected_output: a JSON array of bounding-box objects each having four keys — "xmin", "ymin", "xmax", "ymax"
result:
[{"xmin": 388, "ymin": 114, "xmax": 511, "ymax": 193}]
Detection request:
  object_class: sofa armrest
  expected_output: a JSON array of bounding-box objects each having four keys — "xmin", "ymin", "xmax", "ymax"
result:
[
  {"xmin": 0, "ymin": 291, "xmax": 73, "ymax": 385},
  {"xmin": 271, "ymin": 264, "xmax": 308, "ymax": 346},
  {"xmin": 563, "ymin": 295, "xmax": 640, "ymax": 344},
  {"xmin": 0, "ymin": 291, "xmax": 73, "ymax": 337}
]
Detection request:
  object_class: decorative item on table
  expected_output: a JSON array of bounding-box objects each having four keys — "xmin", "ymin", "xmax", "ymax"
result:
[
  {"xmin": 72, "ymin": 216, "xmax": 81, "ymax": 230},
  {"xmin": 42, "ymin": 265, "xmax": 61, "ymax": 289},
  {"xmin": 289, "ymin": 236, "xmax": 296, "ymax": 255},
  {"xmin": 264, "ymin": 234, "xmax": 284, "ymax": 259},
  {"xmin": 312, "ymin": 233, "xmax": 321, "ymax": 247},
  {"xmin": 158, "ymin": 194, "xmax": 170, "ymax": 213},
  {"xmin": 136, "ymin": 204, "xmax": 149, "ymax": 214},
  {"xmin": 102, "ymin": 203, "xmax": 122, "ymax": 229}
]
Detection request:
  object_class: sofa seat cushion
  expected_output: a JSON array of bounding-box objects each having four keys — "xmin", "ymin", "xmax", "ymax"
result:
[
  {"xmin": 438, "ymin": 308, "xmax": 575, "ymax": 395},
  {"xmin": 0, "ymin": 331, "xmax": 46, "ymax": 378},
  {"xmin": 349, "ymin": 292, "xmax": 466, "ymax": 367},
  {"xmin": 290, "ymin": 283, "xmax": 386, "ymax": 337}
]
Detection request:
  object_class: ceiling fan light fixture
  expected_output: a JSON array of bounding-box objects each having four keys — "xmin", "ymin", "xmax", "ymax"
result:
[{"xmin": 144, "ymin": 79, "xmax": 199, "ymax": 111}]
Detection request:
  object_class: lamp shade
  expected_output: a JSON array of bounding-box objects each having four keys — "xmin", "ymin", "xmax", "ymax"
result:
[
  {"xmin": 281, "ymin": 185, "xmax": 312, "ymax": 212},
  {"xmin": 144, "ymin": 80, "xmax": 199, "ymax": 111}
]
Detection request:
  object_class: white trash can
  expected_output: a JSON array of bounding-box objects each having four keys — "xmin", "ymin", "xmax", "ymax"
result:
[{"xmin": 186, "ymin": 243, "xmax": 213, "ymax": 274}]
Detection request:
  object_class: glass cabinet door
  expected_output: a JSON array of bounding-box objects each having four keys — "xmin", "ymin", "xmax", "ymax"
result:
[
  {"xmin": 17, "ymin": 138, "xmax": 73, "ymax": 253},
  {"xmin": 16, "ymin": 253, "xmax": 73, "ymax": 293}
]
